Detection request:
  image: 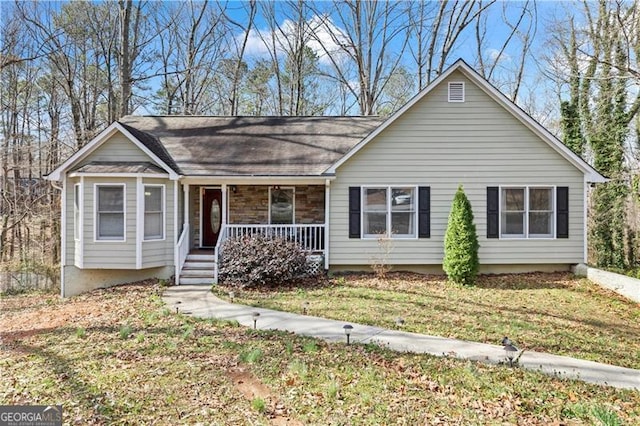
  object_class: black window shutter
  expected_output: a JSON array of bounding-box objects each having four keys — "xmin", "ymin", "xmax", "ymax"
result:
[
  {"xmin": 556, "ymin": 186, "xmax": 569, "ymax": 238},
  {"xmin": 348, "ymin": 187, "xmax": 361, "ymax": 238},
  {"xmin": 487, "ymin": 187, "xmax": 499, "ymax": 238},
  {"xmin": 418, "ymin": 186, "xmax": 431, "ymax": 238}
]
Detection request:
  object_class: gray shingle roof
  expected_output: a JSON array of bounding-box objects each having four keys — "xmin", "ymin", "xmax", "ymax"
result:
[
  {"xmin": 71, "ymin": 161, "xmax": 167, "ymax": 175},
  {"xmin": 118, "ymin": 116, "xmax": 383, "ymax": 176}
]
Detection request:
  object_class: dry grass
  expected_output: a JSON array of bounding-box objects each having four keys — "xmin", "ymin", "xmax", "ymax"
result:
[
  {"xmin": 219, "ymin": 272, "xmax": 640, "ymax": 370},
  {"xmin": 1, "ymin": 280, "xmax": 639, "ymax": 424}
]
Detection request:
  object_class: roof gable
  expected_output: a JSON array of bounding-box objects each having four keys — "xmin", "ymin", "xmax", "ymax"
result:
[
  {"xmin": 45, "ymin": 122, "xmax": 180, "ymax": 181},
  {"xmin": 327, "ymin": 59, "xmax": 606, "ymax": 183}
]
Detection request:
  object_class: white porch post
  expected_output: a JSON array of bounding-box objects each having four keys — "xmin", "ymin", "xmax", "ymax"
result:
[
  {"xmin": 221, "ymin": 184, "xmax": 227, "ymax": 227},
  {"xmin": 183, "ymin": 184, "xmax": 190, "ymax": 233},
  {"xmin": 324, "ymin": 179, "xmax": 330, "ymax": 270}
]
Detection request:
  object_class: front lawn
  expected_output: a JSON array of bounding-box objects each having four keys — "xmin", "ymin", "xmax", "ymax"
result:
[
  {"xmin": 1, "ymin": 281, "xmax": 639, "ymax": 424},
  {"xmin": 215, "ymin": 272, "xmax": 640, "ymax": 370}
]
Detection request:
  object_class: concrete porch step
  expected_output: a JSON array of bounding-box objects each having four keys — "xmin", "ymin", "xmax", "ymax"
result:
[
  {"xmin": 180, "ymin": 250, "xmax": 216, "ymax": 285},
  {"xmin": 183, "ymin": 261, "xmax": 215, "ymax": 269},
  {"xmin": 186, "ymin": 254, "xmax": 215, "ymax": 262},
  {"xmin": 180, "ymin": 268, "xmax": 215, "ymax": 278},
  {"xmin": 179, "ymin": 276, "xmax": 215, "ymax": 285}
]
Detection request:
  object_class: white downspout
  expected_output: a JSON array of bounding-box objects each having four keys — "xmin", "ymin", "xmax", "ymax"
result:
[
  {"xmin": 583, "ymin": 176, "xmax": 588, "ymax": 264},
  {"xmin": 173, "ymin": 180, "xmax": 180, "ymax": 284}
]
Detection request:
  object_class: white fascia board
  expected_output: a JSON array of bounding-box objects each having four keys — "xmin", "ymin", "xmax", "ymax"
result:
[
  {"xmin": 180, "ymin": 175, "xmax": 335, "ymax": 185},
  {"xmin": 45, "ymin": 122, "xmax": 179, "ymax": 181}
]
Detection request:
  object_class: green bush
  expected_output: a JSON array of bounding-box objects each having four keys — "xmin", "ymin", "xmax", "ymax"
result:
[
  {"xmin": 218, "ymin": 235, "xmax": 307, "ymax": 288},
  {"xmin": 443, "ymin": 185, "xmax": 479, "ymax": 285}
]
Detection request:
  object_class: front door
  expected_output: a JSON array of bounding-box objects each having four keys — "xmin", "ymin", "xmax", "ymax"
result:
[{"xmin": 202, "ymin": 188, "xmax": 222, "ymax": 247}]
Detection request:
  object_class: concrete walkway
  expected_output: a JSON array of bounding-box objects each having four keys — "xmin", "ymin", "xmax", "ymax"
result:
[{"xmin": 163, "ymin": 285, "xmax": 640, "ymax": 391}]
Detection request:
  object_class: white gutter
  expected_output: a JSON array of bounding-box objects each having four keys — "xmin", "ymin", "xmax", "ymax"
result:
[{"xmin": 181, "ymin": 175, "xmax": 336, "ymax": 185}]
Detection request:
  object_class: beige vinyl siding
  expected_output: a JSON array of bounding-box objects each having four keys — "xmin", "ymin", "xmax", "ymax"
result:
[
  {"xmin": 330, "ymin": 70, "xmax": 585, "ymax": 266},
  {"xmin": 141, "ymin": 178, "xmax": 175, "ymax": 268},
  {"xmin": 83, "ymin": 177, "xmax": 137, "ymax": 268},
  {"xmin": 80, "ymin": 133, "xmax": 152, "ymax": 164}
]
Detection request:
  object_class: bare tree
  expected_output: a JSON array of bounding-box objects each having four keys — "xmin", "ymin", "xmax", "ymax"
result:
[
  {"xmin": 409, "ymin": 0, "xmax": 495, "ymax": 89},
  {"xmin": 0, "ymin": 7, "xmax": 58, "ymax": 267},
  {"xmin": 474, "ymin": 0, "xmax": 538, "ymax": 101},
  {"xmin": 153, "ymin": 0, "xmax": 227, "ymax": 115},
  {"xmin": 309, "ymin": 0, "xmax": 410, "ymax": 115},
  {"xmin": 223, "ymin": 0, "xmax": 257, "ymax": 115}
]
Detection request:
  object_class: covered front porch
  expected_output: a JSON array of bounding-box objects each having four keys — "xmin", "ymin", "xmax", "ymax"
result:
[{"xmin": 175, "ymin": 182, "xmax": 329, "ymax": 285}]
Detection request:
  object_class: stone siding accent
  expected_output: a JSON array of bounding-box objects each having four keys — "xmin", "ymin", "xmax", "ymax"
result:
[
  {"xmin": 191, "ymin": 186, "xmax": 200, "ymax": 246},
  {"xmin": 295, "ymin": 185, "xmax": 325, "ymax": 224},
  {"xmin": 228, "ymin": 186, "xmax": 269, "ymax": 224},
  {"xmin": 228, "ymin": 185, "xmax": 324, "ymax": 224}
]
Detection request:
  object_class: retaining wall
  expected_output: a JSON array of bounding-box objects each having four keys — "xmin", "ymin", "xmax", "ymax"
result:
[{"xmin": 573, "ymin": 264, "xmax": 640, "ymax": 303}]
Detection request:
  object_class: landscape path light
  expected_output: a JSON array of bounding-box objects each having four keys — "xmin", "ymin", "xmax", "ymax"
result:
[
  {"xmin": 343, "ymin": 324, "xmax": 353, "ymax": 345},
  {"xmin": 502, "ymin": 336, "xmax": 519, "ymax": 367},
  {"xmin": 228, "ymin": 291, "xmax": 235, "ymax": 303},
  {"xmin": 252, "ymin": 312, "xmax": 260, "ymax": 330},
  {"xmin": 302, "ymin": 301, "xmax": 309, "ymax": 315}
]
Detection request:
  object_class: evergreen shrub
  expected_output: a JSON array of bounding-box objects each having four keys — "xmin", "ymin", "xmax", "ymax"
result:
[{"xmin": 443, "ymin": 185, "xmax": 479, "ymax": 285}]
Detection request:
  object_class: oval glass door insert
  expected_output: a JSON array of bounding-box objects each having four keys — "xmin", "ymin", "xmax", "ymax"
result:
[{"xmin": 210, "ymin": 199, "xmax": 221, "ymax": 234}]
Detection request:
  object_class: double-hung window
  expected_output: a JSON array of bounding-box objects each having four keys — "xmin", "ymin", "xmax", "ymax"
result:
[
  {"xmin": 501, "ymin": 187, "xmax": 554, "ymax": 238},
  {"xmin": 363, "ymin": 186, "xmax": 416, "ymax": 238},
  {"xmin": 144, "ymin": 185, "xmax": 164, "ymax": 240},
  {"xmin": 96, "ymin": 184, "xmax": 125, "ymax": 241}
]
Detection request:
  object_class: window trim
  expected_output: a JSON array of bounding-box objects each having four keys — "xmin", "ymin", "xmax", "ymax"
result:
[
  {"xmin": 361, "ymin": 185, "xmax": 418, "ymax": 240},
  {"xmin": 143, "ymin": 184, "xmax": 165, "ymax": 241},
  {"xmin": 268, "ymin": 186, "xmax": 295, "ymax": 225},
  {"xmin": 94, "ymin": 183, "xmax": 126, "ymax": 242},
  {"xmin": 499, "ymin": 185, "xmax": 556, "ymax": 239}
]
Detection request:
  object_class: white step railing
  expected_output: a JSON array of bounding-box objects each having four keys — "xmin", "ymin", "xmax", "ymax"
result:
[{"xmin": 175, "ymin": 224, "xmax": 190, "ymax": 285}]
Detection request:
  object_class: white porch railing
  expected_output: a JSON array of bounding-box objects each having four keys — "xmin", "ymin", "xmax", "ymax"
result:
[
  {"xmin": 214, "ymin": 223, "xmax": 326, "ymax": 283},
  {"xmin": 175, "ymin": 224, "xmax": 190, "ymax": 285},
  {"xmin": 221, "ymin": 224, "xmax": 325, "ymax": 253}
]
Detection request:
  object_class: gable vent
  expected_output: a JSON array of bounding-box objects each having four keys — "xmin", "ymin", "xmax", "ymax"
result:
[{"xmin": 448, "ymin": 82, "xmax": 465, "ymax": 102}]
